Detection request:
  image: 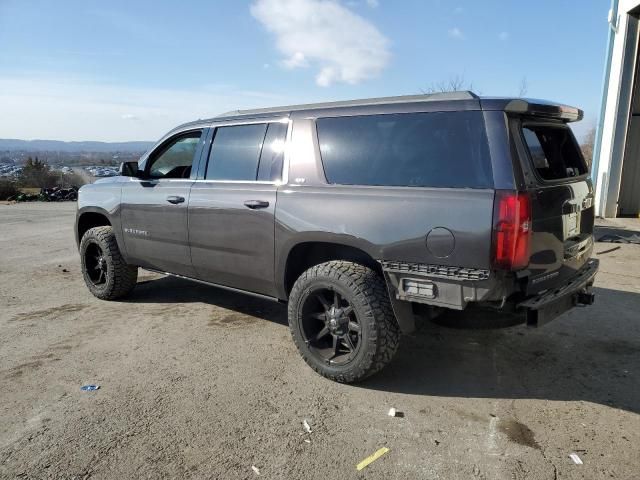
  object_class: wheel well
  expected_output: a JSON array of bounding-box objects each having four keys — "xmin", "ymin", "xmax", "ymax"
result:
[
  {"xmin": 78, "ymin": 212, "xmax": 111, "ymax": 241},
  {"xmin": 284, "ymin": 242, "xmax": 382, "ymax": 295}
]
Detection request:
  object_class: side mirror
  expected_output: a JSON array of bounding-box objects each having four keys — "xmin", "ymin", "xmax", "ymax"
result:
[{"xmin": 120, "ymin": 161, "xmax": 142, "ymax": 178}]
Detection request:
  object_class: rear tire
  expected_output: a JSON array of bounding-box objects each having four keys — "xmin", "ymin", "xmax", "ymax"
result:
[
  {"xmin": 288, "ymin": 261, "xmax": 400, "ymax": 383},
  {"xmin": 80, "ymin": 226, "xmax": 137, "ymax": 300}
]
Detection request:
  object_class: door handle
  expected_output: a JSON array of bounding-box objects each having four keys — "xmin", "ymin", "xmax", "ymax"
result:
[
  {"xmin": 244, "ymin": 200, "xmax": 269, "ymax": 209},
  {"xmin": 166, "ymin": 195, "xmax": 185, "ymax": 204}
]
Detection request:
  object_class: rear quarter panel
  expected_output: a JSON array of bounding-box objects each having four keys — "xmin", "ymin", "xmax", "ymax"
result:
[{"xmin": 275, "ymin": 185, "xmax": 495, "ymax": 295}]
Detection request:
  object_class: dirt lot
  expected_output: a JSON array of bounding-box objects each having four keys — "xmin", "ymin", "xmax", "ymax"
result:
[{"xmin": 1, "ymin": 202, "xmax": 639, "ymax": 479}]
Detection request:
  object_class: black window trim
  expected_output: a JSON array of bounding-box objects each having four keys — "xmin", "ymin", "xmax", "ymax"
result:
[
  {"xmin": 519, "ymin": 119, "xmax": 589, "ymax": 185},
  {"xmin": 200, "ymin": 118, "xmax": 290, "ymax": 184}
]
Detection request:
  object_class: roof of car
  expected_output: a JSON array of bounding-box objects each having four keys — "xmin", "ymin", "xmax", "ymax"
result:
[
  {"xmin": 177, "ymin": 91, "xmax": 582, "ymax": 131},
  {"xmin": 213, "ymin": 91, "xmax": 482, "ymax": 120}
]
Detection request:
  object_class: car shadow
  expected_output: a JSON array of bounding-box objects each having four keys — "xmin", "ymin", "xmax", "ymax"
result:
[
  {"xmin": 360, "ymin": 286, "xmax": 640, "ymax": 415},
  {"xmin": 594, "ymin": 224, "xmax": 640, "ymax": 241},
  {"xmin": 125, "ymin": 277, "xmax": 640, "ymax": 415},
  {"xmin": 125, "ymin": 274, "xmax": 288, "ymax": 326}
]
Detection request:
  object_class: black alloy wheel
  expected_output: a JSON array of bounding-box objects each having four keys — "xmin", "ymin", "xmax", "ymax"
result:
[{"xmin": 300, "ymin": 287, "xmax": 362, "ymax": 366}]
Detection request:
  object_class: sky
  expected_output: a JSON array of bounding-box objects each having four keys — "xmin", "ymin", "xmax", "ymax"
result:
[{"xmin": 0, "ymin": 0, "xmax": 609, "ymax": 142}]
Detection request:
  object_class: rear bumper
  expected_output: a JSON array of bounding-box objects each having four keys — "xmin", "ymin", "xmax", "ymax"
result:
[{"xmin": 518, "ymin": 258, "xmax": 599, "ymax": 326}]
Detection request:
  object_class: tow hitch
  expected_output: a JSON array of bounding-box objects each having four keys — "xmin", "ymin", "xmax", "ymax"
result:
[{"xmin": 576, "ymin": 289, "xmax": 595, "ymax": 306}]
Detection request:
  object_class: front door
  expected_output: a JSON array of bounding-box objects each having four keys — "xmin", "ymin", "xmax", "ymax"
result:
[
  {"xmin": 188, "ymin": 121, "xmax": 288, "ymax": 297},
  {"xmin": 121, "ymin": 129, "xmax": 205, "ymax": 277}
]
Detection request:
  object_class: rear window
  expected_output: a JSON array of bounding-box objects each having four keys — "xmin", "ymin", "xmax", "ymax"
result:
[
  {"xmin": 316, "ymin": 111, "xmax": 493, "ymax": 188},
  {"xmin": 522, "ymin": 125, "xmax": 587, "ymax": 180}
]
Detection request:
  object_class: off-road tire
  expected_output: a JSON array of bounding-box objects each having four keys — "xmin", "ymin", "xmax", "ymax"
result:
[
  {"xmin": 288, "ymin": 261, "xmax": 400, "ymax": 383},
  {"xmin": 80, "ymin": 226, "xmax": 138, "ymax": 300}
]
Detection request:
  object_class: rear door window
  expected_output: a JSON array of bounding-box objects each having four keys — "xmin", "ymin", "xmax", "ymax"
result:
[
  {"xmin": 522, "ymin": 125, "xmax": 587, "ymax": 180},
  {"xmin": 205, "ymin": 122, "xmax": 288, "ymax": 182},
  {"xmin": 316, "ymin": 111, "xmax": 492, "ymax": 188},
  {"xmin": 206, "ymin": 124, "xmax": 267, "ymax": 181}
]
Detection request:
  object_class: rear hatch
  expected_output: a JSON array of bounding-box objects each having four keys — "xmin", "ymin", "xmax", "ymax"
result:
[{"xmin": 516, "ymin": 120, "xmax": 594, "ymax": 295}]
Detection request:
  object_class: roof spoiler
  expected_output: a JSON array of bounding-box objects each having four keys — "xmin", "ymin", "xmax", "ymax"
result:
[{"xmin": 501, "ymin": 98, "xmax": 583, "ymax": 123}]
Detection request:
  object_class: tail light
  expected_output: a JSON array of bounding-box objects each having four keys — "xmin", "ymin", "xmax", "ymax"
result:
[{"xmin": 492, "ymin": 190, "xmax": 531, "ymax": 270}]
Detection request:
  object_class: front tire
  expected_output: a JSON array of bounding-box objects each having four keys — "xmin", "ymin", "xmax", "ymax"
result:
[
  {"xmin": 80, "ymin": 226, "xmax": 137, "ymax": 300},
  {"xmin": 288, "ymin": 261, "xmax": 400, "ymax": 383}
]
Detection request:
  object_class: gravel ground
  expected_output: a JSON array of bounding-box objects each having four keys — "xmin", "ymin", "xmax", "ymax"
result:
[{"xmin": 0, "ymin": 202, "xmax": 639, "ymax": 479}]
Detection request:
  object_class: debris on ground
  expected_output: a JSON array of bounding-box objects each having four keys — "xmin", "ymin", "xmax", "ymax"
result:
[
  {"xmin": 569, "ymin": 453, "xmax": 584, "ymax": 465},
  {"xmin": 304, "ymin": 439, "xmax": 311, "ymax": 444},
  {"xmin": 596, "ymin": 246, "xmax": 622, "ymax": 255},
  {"xmin": 356, "ymin": 447, "xmax": 390, "ymax": 471},
  {"xmin": 251, "ymin": 465, "xmax": 260, "ymax": 475},
  {"xmin": 302, "ymin": 419, "xmax": 312, "ymax": 433},
  {"xmin": 41, "ymin": 187, "xmax": 79, "ymax": 201},
  {"xmin": 80, "ymin": 385, "xmax": 100, "ymax": 391},
  {"xmin": 8, "ymin": 186, "xmax": 79, "ymax": 203},
  {"xmin": 387, "ymin": 407, "xmax": 404, "ymax": 418},
  {"xmin": 598, "ymin": 233, "xmax": 640, "ymax": 244}
]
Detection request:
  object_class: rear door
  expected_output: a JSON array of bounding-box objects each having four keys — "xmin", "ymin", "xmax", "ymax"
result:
[
  {"xmin": 515, "ymin": 120, "xmax": 594, "ymax": 294},
  {"xmin": 188, "ymin": 120, "xmax": 288, "ymax": 297}
]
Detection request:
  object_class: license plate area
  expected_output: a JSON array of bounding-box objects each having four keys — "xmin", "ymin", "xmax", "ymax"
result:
[{"xmin": 563, "ymin": 211, "xmax": 580, "ymax": 239}]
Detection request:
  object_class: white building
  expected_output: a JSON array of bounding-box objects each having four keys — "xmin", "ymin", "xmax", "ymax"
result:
[{"xmin": 593, "ymin": 0, "xmax": 640, "ymax": 217}]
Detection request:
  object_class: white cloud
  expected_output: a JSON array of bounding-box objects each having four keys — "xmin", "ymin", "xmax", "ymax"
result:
[
  {"xmin": 448, "ymin": 27, "xmax": 464, "ymax": 40},
  {"xmin": 282, "ymin": 51, "xmax": 308, "ymax": 69},
  {"xmin": 366, "ymin": 0, "xmax": 379, "ymax": 8},
  {"xmin": 498, "ymin": 31, "xmax": 509, "ymax": 41},
  {"xmin": 251, "ymin": 0, "xmax": 390, "ymax": 87},
  {"xmin": 0, "ymin": 74, "xmax": 287, "ymax": 141}
]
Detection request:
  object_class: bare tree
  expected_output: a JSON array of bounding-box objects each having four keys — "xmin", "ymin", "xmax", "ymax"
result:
[
  {"xmin": 518, "ymin": 77, "xmax": 528, "ymax": 97},
  {"xmin": 580, "ymin": 127, "xmax": 596, "ymax": 169},
  {"xmin": 422, "ymin": 74, "xmax": 475, "ymax": 94}
]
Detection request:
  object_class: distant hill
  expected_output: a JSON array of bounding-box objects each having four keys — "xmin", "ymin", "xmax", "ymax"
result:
[{"xmin": 0, "ymin": 139, "xmax": 155, "ymax": 153}]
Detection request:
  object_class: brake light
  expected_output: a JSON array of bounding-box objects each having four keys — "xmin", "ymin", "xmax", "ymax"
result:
[{"xmin": 492, "ymin": 190, "xmax": 531, "ymax": 270}]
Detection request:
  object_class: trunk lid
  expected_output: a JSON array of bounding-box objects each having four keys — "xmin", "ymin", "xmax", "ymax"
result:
[{"xmin": 517, "ymin": 121, "xmax": 594, "ymax": 294}]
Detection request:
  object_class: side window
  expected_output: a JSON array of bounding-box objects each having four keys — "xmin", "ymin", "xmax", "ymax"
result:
[
  {"xmin": 206, "ymin": 124, "xmax": 267, "ymax": 181},
  {"xmin": 316, "ymin": 111, "xmax": 493, "ymax": 188},
  {"xmin": 147, "ymin": 131, "xmax": 202, "ymax": 179},
  {"xmin": 257, "ymin": 122, "xmax": 288, "ymax": 181}
]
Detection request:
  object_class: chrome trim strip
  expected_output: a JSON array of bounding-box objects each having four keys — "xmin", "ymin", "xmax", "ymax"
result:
[
  {"xmin": 190, "ymin": 179, "xmax": 280, "ymax": 185},
  {"xmin": 209, "ymin": 116, "xmax": 290, "ymax": 128}
]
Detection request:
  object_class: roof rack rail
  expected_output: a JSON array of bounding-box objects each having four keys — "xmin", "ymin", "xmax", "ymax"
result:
[{"xmin": 215, "ymin": 91, "xmax": 479, "ymax": 118}]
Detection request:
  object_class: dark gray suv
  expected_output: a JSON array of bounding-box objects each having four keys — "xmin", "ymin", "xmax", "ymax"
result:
[{"xmin": 75, "ymin": 92, "xmax": 598, "ymax": 382}]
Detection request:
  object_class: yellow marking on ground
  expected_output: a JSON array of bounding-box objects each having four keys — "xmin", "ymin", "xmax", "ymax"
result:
[{"xmin": 356, "ymin": 447, "xmax": 389, "ymax": 471}]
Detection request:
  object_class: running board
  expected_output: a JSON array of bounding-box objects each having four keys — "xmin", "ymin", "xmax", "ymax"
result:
[{"xmin": 141, "ymin": 268, "xmax": 283, "ymax": 303}]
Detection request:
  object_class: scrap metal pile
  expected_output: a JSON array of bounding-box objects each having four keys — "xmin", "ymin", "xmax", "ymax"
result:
[{"xmin": 9, "ymin": 186, "xmax": 79, "ymax": 202}]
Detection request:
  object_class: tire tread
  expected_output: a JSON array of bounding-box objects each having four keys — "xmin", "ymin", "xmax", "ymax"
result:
[
  {"xmin": 288, "ymin": 260, "xmax": 400, "ymax": 383},
  {"xmin": 80, "ymin": 226, "xmax": 137, "ymax": 300}
]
